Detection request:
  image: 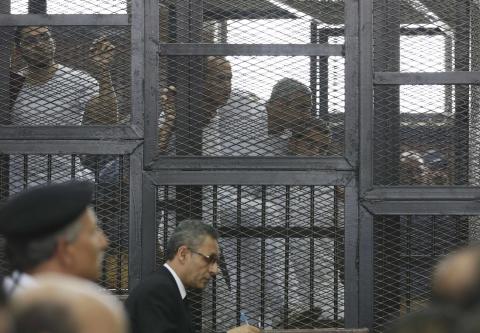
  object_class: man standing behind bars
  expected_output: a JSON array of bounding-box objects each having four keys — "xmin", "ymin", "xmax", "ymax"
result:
[
  {"xmin": 8, "ymin": 26, "xmax": 118, "ymax": 193},
  {"xmin": 126, "ymin": 220, "xmax": 260, "ymax": 333}
]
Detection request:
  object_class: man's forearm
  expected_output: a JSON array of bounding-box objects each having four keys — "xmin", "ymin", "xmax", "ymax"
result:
[
  {"xmin": 84, "ymin": 70, "xmax": 118, "ymax": 125},
  {"xmin": 158, "ymin": 120, "xmax": 174, "ymax": 152}
]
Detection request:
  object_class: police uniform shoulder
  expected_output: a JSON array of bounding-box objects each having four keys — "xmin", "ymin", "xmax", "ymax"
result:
[{"xmin": 0, "ymin": 181, "xmax": 94, "ymax": 239}]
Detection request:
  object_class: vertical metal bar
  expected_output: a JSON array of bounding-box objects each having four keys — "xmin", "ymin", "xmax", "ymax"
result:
[
  {"xmin": 334, "ymin": 186, "xmax": 339, "ymax": 322},
  {"xmin": 406, "ymin": 216, "xmax": 412, "ymax": 312},
  {"xmin": 318, "ymin": 30, "xmax": 329, "ymax": 120},
  {"xmin": 0, "ymin": 3, "xmax": 11, "ymax": 201},
  {"xmin": 344, "ymin": 0, "xmax": 360, "ymax": 168},
  {"xmin": 23, "ymin": 155, "xmax": 28, "ymax": 189},
  {"xmin": 71, "ymin": 155, "xmax": 76, "ymax": 179},
  {"xmin": 212, "ymin": 185, "xmax": 218, "ymax": 331},
  {"xmin": 47, "ymin": 154, "xmax": 52, "ymax": 182},
  {"xmin": 187, "ymin": 0, "xmax": 205, "ymax": 159},
  {"xmin": 219, "ymin": 21, "xmax": 228, "ymax": 43},
  {"xmin": 344, "ymin": 180, "xmax": 360, "ymax": 328},
  {"xmin": 28, "ymin": 0, "xmax": 46, "ymax": 13},
  {"xmin": 358, "ymin": 0, "xmax": 374, "ymax": 328},
  {"xmin": 310, "ymin": 22, "xmax": 319, "ymax": 117},
  {"xmin": 163, "ymin": 186, "xmax": 169, "ymax": 257},
  {"xmin": 140, "ymin": 172, "xmax": 156, "ymax": 281},
  {"xmin": 372, "ymin": 0, "xmax": 401, "ymax": 329},
  {"xmin": 131, "ymin": 0, "xmax": 146, "ymax": 136},
  {"xmin": 261, "ymin": 185, "xmax": 266, "ymax": 327},
  {"xmin": 236, "ymin": 185, "xmax": 241, "ymax": 326},
  {"xmin": 175, "ymin": 0, "xmax": 191, "ymax": 156},
  {"xmin": 359, "ymin": 0, "xmax": 374, "ymax": 196},
  {"xmin": 118, "ymin": 156, "xmax": 125, "ymax": 291},
  {"xmin": 453, "ymin": 0, "xmax": 470, "ymax": 185},
  {"xmin": 142, "ymin": 0, "xmax": 158, "ymax": 164},
  {"xmin": 0, "ymin": 2, "xmax": 9, "ymax": 15},
  {"xmin": 444, "ymin": 36, "xmax": 453, "ymax": 114},
  {"xmin": 359, "ymin": 206, "xmax": 374, "ymax": 331},
  {"xmin": 471, "ymin": 4, "xmax": 480, "ymax": 191},
  {"xmin": 373, "ymin": 0, "xmax": 401, "ymax": 186},
  {"xmin": 128, "ymin": 147, "xmax": 142, "ymax": 290},
  {"xmin": 284, "ymin": 185, "xmax": 290, "ymax": 327},
  {"xmin": 309, "ymin": 186, "xmax": 315, "ymax": 312}
]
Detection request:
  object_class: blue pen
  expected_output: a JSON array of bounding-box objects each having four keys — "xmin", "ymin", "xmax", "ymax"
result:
[{"xmin": 239, "ymin": 311, "xmax": 249, "ymax": 325}]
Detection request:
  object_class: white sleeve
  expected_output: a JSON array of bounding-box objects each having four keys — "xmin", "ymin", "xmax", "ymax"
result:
[{"xmin": 78, "ymin": 72, "xmax": 99, "ymax": 112}]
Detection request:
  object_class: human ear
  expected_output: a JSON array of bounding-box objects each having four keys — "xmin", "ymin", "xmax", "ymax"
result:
[
  {"xmin": 177, "ymin": 245, "xmax": 189, "ymax": 263},
  {"xmin": 55, "ymin": 238, "xmax": 73, "ymax": 267}
]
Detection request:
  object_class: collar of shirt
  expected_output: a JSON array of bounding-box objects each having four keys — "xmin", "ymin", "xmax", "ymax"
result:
[
  {"xmin": 3, "ymin": 270, "xmax": 38, "ymax": 297},
  {"xmin": 164, "ymin": 263, "xmax": 187, "ymax": 300}
]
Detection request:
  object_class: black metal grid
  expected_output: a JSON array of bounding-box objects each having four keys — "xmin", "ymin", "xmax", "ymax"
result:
[
  {"xmin": 373, "ymin": 84, "xmax": 480, "ymax": 186},
  {"xmin": 0, "ymin": 153, "xmax": 130, "ymax": 293},
  {"xmin": 159, "ymin": 0, "xmax": 345, "ymax": 44},
  {"xmin": 155, "ymin": 184, "xmax": 345, "ymax": 332},
  {"xmin": 157, "ymin": 55, "xmax": 344, "ymax": 157},
  {"xmin": 10, "ymin": 0, "xmax": 128, "ymax": 15},
  {"xmin": 373, "ymin": 215, "xmax": 474, "ymax": 333},
  {"xmin": 0, "ymin": 25, "xmax": 131, "ymax": 126},
  {"xmin": 9, "ymin": 0, "xmax": 480, "ymax": 332}
]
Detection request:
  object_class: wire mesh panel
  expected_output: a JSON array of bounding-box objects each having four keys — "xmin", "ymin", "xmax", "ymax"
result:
[
  {"xmin": 159, "ymin": 0, "xmax": 345, "ymax": 44},
  {"xmin": 157, "ymin": 55, "xmax": 344, "ymax": 157},
  {"xmin": 10, "ymin": 0, "xmax": 128, "ymax": 14},
  {"xmin": 373, "ymin": 215, "xmax": 476, "ymax": 333},
  {"xmin": 0, "ymin": 25, "xmax": 131, "ymax": 126},
  {"xmin": 0, "ymin": 153, "xmax": 130, "ymax": 294},
  {"xmin": 373, "ymin": 83, "xmax": 480, "ymax": 186},
  {"xmin": 155, "ymin": 184, "xmax": 345, "ymax": 333},
  {"xmin": 373, "ymin": 0, "xmax": 475, "ymax": 72}
]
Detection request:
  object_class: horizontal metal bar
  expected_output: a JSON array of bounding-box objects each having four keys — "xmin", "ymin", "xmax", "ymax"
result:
[
  {"xmin": 374, "ymin": 71, "xmax": 480, "ymax": 85},
  {"xmin": 147, "ymin": 170, "xmax": 353, "ymax": 186},
  {"xmin": 215, "ymin": 226, "xmax": 339, "ymax": 239},
  {"xmin": 362, "ymin": 200, "xmax": 480, "ymax": 215},
  {"xmin": 0, "ymin": 140, "xmax": 142, "ymax": 154},
  {"xmin": 0, "ymin": 14, "xmax": 129, "ymax": 26},
  {"xmin": 364, "ymin": 187, "xmax": 480, "ymax": 201},
  {"xmin": 159, "ymin": 43, "xmax": 345, "ymax": 56},
  {"xmin": 0, "ymin": 126, "xmax": 141, "ymax": 140},
  {"xmin": 149, "ymin": 156, "xmax": 353, "ymax": 171}
]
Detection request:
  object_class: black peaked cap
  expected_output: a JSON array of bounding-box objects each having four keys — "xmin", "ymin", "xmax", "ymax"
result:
[{"xmin": 0, "ymin": 181, "xmax": 94, "ymax": 239}]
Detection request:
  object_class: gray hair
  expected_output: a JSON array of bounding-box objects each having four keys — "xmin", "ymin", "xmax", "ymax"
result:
[
  {"xmin": 6, "ymin": 215, "xmax": 84, "ymax": 272},
  {"xmin": 11, "ymin": 302, "xmax": 78, "ymax": 333},
  {"xmin": 268, "ymin": 78, "xmax": 311, "ymax": 103},
  {"xmin": 165, "ymin": 219, "xmax": 218, "ymax": 261}
]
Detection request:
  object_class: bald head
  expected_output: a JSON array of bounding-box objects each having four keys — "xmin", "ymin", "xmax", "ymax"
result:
[
  {"xmin": 432, "ymin": 246, "xmax": 480, "ymax": 308},
  {"xmin": 10, "ymin": 274, "xmax": 127, "ymax": 333},
  {"xmin": 205, "ymin": 56, "xmax": 232, "ymax": 110}
]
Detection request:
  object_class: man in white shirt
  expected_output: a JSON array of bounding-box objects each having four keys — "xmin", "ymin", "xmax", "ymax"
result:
[{"xmin": 8, "ymin": 26, "xmax": 118, "ymax": 194}]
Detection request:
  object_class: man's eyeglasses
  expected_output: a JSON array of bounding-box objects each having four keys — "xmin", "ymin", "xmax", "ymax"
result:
[{"xmin": 190, "ymin": 249, "xmax": 219, "ymax": 265}]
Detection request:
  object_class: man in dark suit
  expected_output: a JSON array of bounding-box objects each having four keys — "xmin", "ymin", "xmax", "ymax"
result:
[{"xmin": 126, "ymin": 220, "xmax": 260, "ymax": 333}]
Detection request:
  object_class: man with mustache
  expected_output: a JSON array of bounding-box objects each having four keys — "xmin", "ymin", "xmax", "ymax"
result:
[{"xmin": 0, "ymin": 181, "xmax": 109, "ymax": 297}]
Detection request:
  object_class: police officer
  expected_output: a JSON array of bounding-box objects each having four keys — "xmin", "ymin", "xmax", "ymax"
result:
[{"xmin": 0, "ymin": 181, "xmax": 108, "ymax": 296}]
